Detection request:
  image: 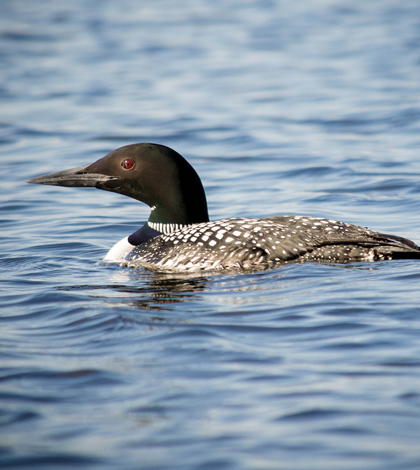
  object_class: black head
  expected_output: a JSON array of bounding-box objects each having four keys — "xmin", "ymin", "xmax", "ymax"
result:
[{"xmin": 28, "ymin": 143, "xmax": 209, "ymax": 225}]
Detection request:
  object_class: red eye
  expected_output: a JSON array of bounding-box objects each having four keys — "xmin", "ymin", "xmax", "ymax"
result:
[{"xmin": 122, "ymin": 159, "xmax": 134, "ymax": 170}]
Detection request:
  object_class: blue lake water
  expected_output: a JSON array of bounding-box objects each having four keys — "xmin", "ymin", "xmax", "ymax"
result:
[{"xmin": 2, "ymin": 1, "xmax": 420, "ymax": 468}]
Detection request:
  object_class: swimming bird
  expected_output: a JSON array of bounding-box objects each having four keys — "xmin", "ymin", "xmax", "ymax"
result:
[{"xmin": 27, "ymin": 143, "xmax": 420, "ymax": 272}]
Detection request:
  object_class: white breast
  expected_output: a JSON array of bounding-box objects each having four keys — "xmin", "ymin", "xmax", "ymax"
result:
[{"xmin": 103, "ymin": 236, "xmax": 134, "ymax": 262}]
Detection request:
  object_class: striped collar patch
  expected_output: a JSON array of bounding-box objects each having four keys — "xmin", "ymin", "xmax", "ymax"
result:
[{"xmin": 147, "ymin": 221, "xmax": 190, "ymax": 235}]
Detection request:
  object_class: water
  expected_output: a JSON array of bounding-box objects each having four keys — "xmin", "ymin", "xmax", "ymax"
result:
[{"xmin": 2, "ymin": 1, "xmax": 420, "ymax": 468}]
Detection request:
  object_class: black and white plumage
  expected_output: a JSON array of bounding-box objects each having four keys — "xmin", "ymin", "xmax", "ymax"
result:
[{"xmin": 28, "ymin": 143, "xmax": 420, "ymax": 272}]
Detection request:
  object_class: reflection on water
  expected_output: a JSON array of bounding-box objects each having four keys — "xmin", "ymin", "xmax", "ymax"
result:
[{"xmin": 62, "ymin": 273, "xmax": 210, "ymax": 310}]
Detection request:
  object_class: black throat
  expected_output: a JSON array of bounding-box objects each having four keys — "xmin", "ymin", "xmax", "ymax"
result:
[{"xmin": 128, "ymin": 224, "xmax": 161, "ymax": 246}]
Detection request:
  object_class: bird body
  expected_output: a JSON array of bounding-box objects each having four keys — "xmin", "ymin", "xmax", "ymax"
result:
[{"xmin": 28, "ymin": 143, "xmax": 420, "ymax": 272}]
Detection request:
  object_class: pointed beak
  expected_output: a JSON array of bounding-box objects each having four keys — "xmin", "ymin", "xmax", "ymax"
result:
[{"xmin": 27, "ymin": 165, "xmax": 118, "ymax": 188}]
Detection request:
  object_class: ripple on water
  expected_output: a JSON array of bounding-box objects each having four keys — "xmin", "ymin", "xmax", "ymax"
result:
[{"xmin": 2, "ymin": 1, "xmax": 420, "ymax": 469}]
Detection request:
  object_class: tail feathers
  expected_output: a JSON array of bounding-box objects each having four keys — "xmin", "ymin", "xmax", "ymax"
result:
[{"xmin": 375, "ymin": 232, "xmax": 420, "ymax": 251}]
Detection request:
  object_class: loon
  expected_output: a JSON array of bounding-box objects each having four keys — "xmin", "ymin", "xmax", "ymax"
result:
[{"xmin": 27, "ymin": 143, "xmax": 420, "ymax": 272}]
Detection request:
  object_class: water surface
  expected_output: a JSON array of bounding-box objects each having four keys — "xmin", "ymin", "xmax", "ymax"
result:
[{"xmin": 2, "ymin": 1, "xmax": 420, "ymax": 469}]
